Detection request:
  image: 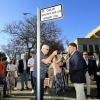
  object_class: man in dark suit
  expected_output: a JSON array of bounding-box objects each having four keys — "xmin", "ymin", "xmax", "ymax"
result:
[
  {"xmin": 93, "ymin": 52, "xmax": 100, "ymax": 99},
  {"xmin": 68, "ymin": 43, "xmax": 86, "ymax": 100},
  {"xmin": 83, "ymin": 51, "xmax": 94, "ymax": 97}
]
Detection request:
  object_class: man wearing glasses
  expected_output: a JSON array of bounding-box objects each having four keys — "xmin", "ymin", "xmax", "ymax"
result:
[{"xmin": 83, "ymin": 52, "xmax": 93, "ymax": 98}]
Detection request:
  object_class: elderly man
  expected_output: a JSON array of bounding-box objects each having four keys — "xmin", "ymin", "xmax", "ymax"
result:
[
  {"xmin": 33, "ymin": 44, "xmax": 57, "ymax": 100},
  {"xmin": 67, "ymin": 43, "xmax": 86, "ymax": 100}
]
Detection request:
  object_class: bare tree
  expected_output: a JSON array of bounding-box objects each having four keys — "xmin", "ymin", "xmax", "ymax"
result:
[
  {"xmin": 2, "ymin": 16, "xmax": 64, "ymax": 53},
  {"xmin": 1, "ymin": 39, "xmax": 27, "ymax": 60}
]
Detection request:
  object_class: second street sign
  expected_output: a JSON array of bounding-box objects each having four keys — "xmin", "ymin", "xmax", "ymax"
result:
[{"xmin": 40, "ymin": 4, "xmax": 63, "ymax": 22}]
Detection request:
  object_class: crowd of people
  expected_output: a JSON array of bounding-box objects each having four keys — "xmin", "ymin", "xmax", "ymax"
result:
[
  {"xmin": 35, "ymin": 43, "xmax": 100, "ymax": 100},
  {"xmin": 0, "ymin": 52, "xmax": 36, "ymax": 97},
  {"xmin": 0, "ymin": 43, "xmax": 100, "ymax": 100}
]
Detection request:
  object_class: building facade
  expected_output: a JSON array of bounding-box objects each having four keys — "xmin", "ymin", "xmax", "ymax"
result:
[
  {"xmin": 76, "ymin": 38, "xmax": 100, "ymax": 54},
  {"xmin": 75, "ymin": 25, "xmax": 100, "ymax": 55}
]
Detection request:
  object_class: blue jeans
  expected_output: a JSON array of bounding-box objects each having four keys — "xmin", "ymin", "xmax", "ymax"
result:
[
  {"xmin": 33, "ymin": 77, "xmax": 44, "ymax": 100},
  {"xmin": 30, "ymin": 71, "xmax": 34, "ymax": 89}
]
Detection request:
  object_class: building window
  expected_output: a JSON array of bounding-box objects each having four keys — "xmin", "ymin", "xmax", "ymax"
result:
[
  {"xmin": 89, "ymin": 45, "xmax": 93, "ymax": 52},
  {"xmin": 95, "ymin": 45, "xmax": 99, "ymax": 52},
  {"xmin": 83, "ymin": 45, "xmax": 87, "ymax": 51}
]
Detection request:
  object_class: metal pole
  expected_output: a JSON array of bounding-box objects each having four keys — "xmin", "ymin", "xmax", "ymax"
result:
[{"xmin": 37, "ymin": 8, "xmax": 40, "ymax": 100}]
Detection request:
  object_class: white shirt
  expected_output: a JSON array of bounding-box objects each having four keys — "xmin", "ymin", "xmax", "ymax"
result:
[
  {"xmin": 7, "ymin": 64, "xmax": 17, "ymax": 71},
  {"xmin": 96, "ymin": 59, "xmax": 99, "ymax": 67},
  {"xmin": 71, "ymin": 50, "xmax": 76, "ymax": 56},
  {"xmin": 7, "ymin": 64, "xmax": 18, "ymax": 77},
  {"xmin": 28, "ymin": 58, "xmax": 35, "ymax": 71},
  {"xmin": 85, "ymin": 59, "xmax": 88, "ymax": 65},
  {"xmin": 23, "ymin": 59, "xmax": 27, "ymax": 70}
]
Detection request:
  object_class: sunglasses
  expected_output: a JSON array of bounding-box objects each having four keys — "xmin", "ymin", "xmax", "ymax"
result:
[{"xmin": 83, "ymin": 54, "xmax": 88, "ymax": 55}]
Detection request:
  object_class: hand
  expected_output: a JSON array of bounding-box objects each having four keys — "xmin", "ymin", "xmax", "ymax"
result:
[
  {"xmin": 65, "ymin": 69, "xmax": 69, "ymax": 74},
  {"xmin": 96, "ymin": 72, "xmax": 100, "ymax": 76},
  {"xmin": 18, "ymin": 73, "xmax": 20, "ymax": 76},
  {"xmin": 90, "ymin": 75, "xmax": 94, "ymax": 80},
  {"xmin": 52, "ymin": 50, "xmax": 57, "ymax": 56}
]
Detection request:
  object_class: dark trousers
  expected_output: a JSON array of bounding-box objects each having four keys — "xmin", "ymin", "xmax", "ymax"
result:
[
  {"xmin": 30, "ymin": 71, "xmax": 34, "ymax": 89},
  {"xmin": 15, "ymin": 77, "xmax": 17, "ymax": 87},
  {"xmin": 0, "ymin": 77, "xmax": 7, "ymax": 96},
  {"xmin": 20, "ymin": 71, "xmax": 29, "ymax": 89},
  {"xmin": 96, "ymin": 79, "xmax": 100, "ymax": 98},
  {"xmin": 33, "ymin": 77, "xmax": 44, "ymax": 100}
]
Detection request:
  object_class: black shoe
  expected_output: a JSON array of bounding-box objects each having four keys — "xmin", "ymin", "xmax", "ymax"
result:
[
  {"xmin": 96, "ymin": 95, "xmax": 100, "ymax": 99},
  {"xmin": 86, "ymin": 95, "xmax": 91, "ymax": 98},
  {"xmin": 3, "ymin": 94, "xmax": 12, "ymax": 98},
  {"xmin": 20, "ymin": 88, "xmax": 24, "ymax": 91},
  {"xmin": 26, "ymin": 87, "xmax": 29, "ymax": 90}
]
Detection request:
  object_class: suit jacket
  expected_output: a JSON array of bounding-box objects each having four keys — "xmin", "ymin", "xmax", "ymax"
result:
[
  {"xmin": 69, "ymin": 51, "xmax": 87, "ymax": 83},
  {"xmin": 84, "ymin": 59, "xmax": 94, "ymax": 76},
  {"xmin": 18, "ymin": 59, "xmax": 29, "ymax": 74},
  {"xmin": 92, "ymin": 59, "xmax": 100, "ymax": 81},
  {"xmin": 18, "ymin": 59, "xmax": 24, "ymax": 73}
]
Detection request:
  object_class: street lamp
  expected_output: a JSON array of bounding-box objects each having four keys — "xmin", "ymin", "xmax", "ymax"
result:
[
  {"xmin": 66, "ymin": 39, "xmax": 69, "ymax": 46},
  {"xmin": 22, "ymin": 12, "xmax": 32, "ymax": 16},
  {"xmin": 22, "ymin": 13, "xmax": 33, "ymax": 59}
]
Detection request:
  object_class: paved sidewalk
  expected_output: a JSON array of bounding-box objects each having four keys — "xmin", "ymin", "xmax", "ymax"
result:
[
  {"xmin": 2, "ymin": 80, "xmax": 100, "ymax": 100},
  {"xmin": 3, "ymin": 87, "xmax": 100, "ymax": 100}
]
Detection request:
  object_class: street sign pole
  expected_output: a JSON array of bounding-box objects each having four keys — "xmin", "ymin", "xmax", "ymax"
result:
[
  {"xmin": 36, "ymin": 4, "xmax": 63, "ymax": 100},
  {"xmin": 37, "ymin": 8, "xmax": 40, "ymax": 100}
]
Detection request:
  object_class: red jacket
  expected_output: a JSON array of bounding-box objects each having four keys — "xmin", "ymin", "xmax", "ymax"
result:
[{"xmin": 0, "ymin": 63, "xmax": 5, "ymax": 76}]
